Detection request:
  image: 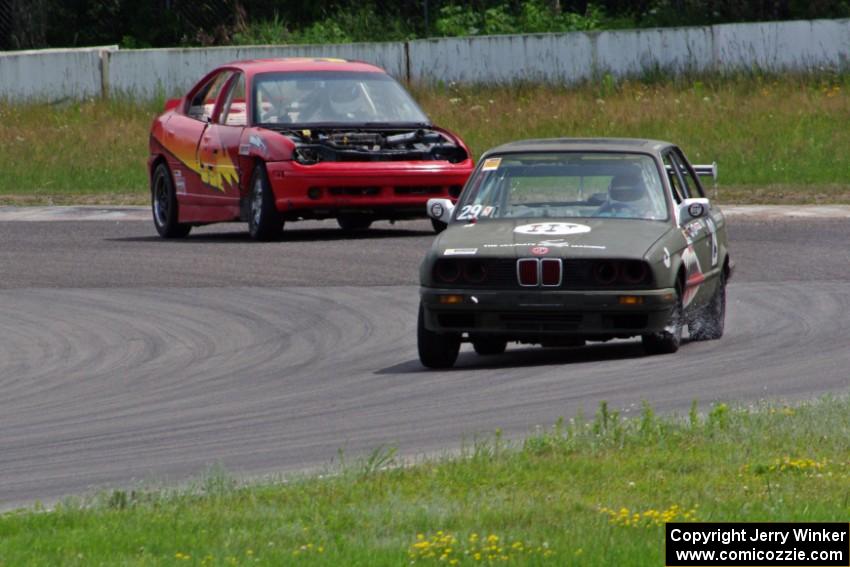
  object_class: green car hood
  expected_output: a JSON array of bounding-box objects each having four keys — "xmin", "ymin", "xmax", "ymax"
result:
[{"xmin": 434, "ymin": 218, "xmax": 674, "ymax": 260}]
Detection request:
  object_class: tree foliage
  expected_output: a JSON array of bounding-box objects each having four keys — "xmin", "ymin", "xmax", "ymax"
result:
[{"xmin": 1, "ymin": 0, "xmax": 848, "ymax": 50}]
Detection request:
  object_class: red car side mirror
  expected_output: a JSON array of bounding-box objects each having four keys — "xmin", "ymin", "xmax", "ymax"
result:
[{"xmin": 164, "ymin": 98, "xmax": 181, "ymax": 112}]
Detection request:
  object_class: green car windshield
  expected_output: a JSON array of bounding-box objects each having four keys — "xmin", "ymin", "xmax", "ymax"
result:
[{"xmin": 455, "ymin": 152, "xmax": 669, "ymax": 222}]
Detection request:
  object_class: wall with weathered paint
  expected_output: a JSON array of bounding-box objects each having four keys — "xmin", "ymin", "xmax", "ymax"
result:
[
  {"xmin": 407, "ymin": 19, "xmax": 849, "ymax": 83},
  {"xmin": 713, "ymin": 20, "xmax": 850, "ymax": 70},
  {"xmin": 593, "ymin": 26, "xmax": 714, "ymax": 76},
  {"xmin": 1, "ymin": 19, "xmax": 848, "ymax": 102},
  {"xmin": 0, "ymin": 46, "xmax": 115, "ymax": 101},
  {"xmin": 408, "ymin": 33, "xmax": 593, "ymax": 84}
]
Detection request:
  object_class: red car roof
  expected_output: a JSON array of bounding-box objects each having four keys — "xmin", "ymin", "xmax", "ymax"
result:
[{"xmin": 224, "ymin": 58, "xmax": 387, "ymax": 76}]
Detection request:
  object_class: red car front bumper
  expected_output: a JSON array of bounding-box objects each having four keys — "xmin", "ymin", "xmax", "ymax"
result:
[{"xmin": 266, "ymin": 159, "xmax": 473, "ymax": 220}]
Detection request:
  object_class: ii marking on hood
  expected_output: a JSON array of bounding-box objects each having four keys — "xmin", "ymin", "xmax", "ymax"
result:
[{"xmin": 514, "ymin": 222, "xmax": 592, "ymax": 236}]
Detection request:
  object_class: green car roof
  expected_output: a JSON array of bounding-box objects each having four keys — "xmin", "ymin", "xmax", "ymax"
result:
[{"xmin": 483, "ymin": 137, "xmax": 674, "ymax": 156}]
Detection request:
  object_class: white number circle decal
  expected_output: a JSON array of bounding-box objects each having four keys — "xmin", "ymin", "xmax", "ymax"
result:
[{"xmin": 514, "ymin": 222, "xmax": 592, "ymax": 235}]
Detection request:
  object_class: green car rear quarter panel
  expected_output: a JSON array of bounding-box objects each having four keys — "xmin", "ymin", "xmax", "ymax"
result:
[{"xmin": 419, "ymin": 138, "xmax": 730, "ymax": 338}]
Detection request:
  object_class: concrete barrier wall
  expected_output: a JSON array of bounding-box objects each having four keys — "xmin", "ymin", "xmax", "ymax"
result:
[
  {"xmin": 408, "ymin": 34, "xmax": 593, "ymax": 84},
  {"xmin": 1, "ymin": 19, "xmax": 849, "ymax": 101},
  {"xmin": 594, "ymin": 26, "xmax": 714, "ymax": 76},
  {"xmin": 408, "ymin": 19, "xmax": 850, "ymax": 84},
  {"xmin": 0, "ymin": 46, "xmax": 115, "ymax": 101},
  {"xmin": 714, "ymin": 19, "xmax": 850, "ymax": 70}
]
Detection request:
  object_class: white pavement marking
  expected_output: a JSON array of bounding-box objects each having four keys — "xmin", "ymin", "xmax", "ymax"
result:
[
  {"xmin": 720, "ymin": 205, "xmax": 850, "ymax": 220},
  {"xmin": 1, "ymin": 205, "xmax": 850, "ymax": 222},
  {"xmin": 0, "ymin": 206, "xmax": 150, "ymax": 222}
]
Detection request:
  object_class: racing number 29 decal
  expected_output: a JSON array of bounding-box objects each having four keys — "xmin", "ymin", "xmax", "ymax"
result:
[
  {"xmin": 456, "ymin": 204, "xmax": 483, "ymax": 220},
  {"xmin": 457, "ymin": 204, "xmax": 497, "ymax": 220}
]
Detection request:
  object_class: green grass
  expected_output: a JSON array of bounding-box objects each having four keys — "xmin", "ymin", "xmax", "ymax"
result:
[
  {"xmin": 0, "ymin": 97, "xmax": 159, "ymax": 204},
  {"xmin": 423, "ymin": 74, "xmax": 850, "ymax": 203},
  {"xmin": 1, "ymin": 73, "xmax": 848, "ymax": 205},
  {"xmin": 3, "ymin": 397, "xmax": 850, "ymax": 565}
]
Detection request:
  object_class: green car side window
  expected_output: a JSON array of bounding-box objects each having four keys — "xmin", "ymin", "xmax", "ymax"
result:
[
  {"xmin": 662, "ymin": 152, "xmax": 686, "ymax": 204},
  {"xmin": 671, "ymin": 148, "xmax": 706, "ymax": 198}
]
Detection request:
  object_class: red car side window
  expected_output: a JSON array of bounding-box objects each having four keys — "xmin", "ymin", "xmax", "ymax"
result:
[
  {"xmin": 187, "ymin": 71, "xmax": 233, "ymax": 122},
  {"xmin": 219, "ymin": 74, "xmax": 247, "ymax": 127}
]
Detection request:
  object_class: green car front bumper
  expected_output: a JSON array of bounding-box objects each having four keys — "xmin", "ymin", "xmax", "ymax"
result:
[{"xmin": 420, "ymin": 287, "xmax": 678, "ymax": 340}]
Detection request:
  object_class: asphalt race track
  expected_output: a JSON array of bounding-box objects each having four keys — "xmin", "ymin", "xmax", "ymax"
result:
[{"xmin": 1, "ymin": 215, "xmax": 849, "ymax": 508}]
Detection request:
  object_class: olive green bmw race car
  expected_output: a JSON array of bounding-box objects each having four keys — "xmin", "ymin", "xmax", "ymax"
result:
[{"xmin": 418, "ymin": 138, "xmax": 732, "ymax": 369}]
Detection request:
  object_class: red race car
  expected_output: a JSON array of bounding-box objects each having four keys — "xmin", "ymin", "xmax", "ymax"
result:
[{"xmin": 148, "ymin": 58, "xmax": 474, "ymax": 240}]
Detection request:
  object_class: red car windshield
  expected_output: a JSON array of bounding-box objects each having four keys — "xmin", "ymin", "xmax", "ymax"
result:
[{"xmin": 253, "ymin": 71, "xmax": 430, "ymax": 127}]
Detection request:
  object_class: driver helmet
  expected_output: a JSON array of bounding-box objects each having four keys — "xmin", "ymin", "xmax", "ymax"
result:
[
  {"xmin": 328, "ymin": 81, "xmax": 361, "ymax": 105},
  {"xmin": 608, "ymin": 171, "xmax": 647, "ymax": 203},
  {"xmin": 292, "ymin": 79, "xmax": 326, "ymax": 107}
]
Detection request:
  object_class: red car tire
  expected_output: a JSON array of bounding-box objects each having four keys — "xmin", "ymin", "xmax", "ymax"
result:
[
  {"xmin": 248, "ymin": 164, "xmax": 284, "ymax": 241},
  {"xmin": 151, "ymin": 162, "xmax": 191, "ymax": 239}
]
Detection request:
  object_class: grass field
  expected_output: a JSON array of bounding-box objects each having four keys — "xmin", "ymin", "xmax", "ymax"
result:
[
  {"xmin": 2, "ymin": 397, "xmax": 850, "ymax": 565},
  {"xmin": 0, "ymin": 73, "xmax": 848, "ymax": 205}
]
